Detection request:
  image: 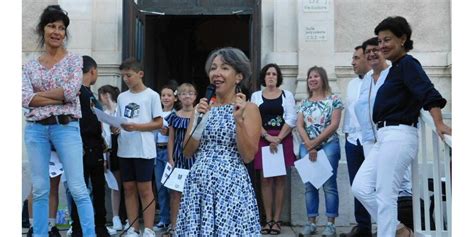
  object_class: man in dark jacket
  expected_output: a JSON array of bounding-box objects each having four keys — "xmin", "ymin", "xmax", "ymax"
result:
[{"xmin": 69, "ymin": 55, "xmax": 111, "ymax": 237}]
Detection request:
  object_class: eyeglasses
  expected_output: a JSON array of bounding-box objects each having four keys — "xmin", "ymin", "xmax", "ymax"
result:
[
  {"xmin": 364, "ymin": 48, "xmax": 380, "ymax": 54},
  {"xmin": 178, "ymin": 92, "xmax": 196, "ymax": 96}
]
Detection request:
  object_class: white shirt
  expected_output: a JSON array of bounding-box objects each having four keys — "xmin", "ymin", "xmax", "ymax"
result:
[
  {"xmin": 117, "ymin": 88, "xmax": 163, "ymax": 159},
  {"xmin": 354, "ymin": 65, "xmax": 391, "ymax": 145},
  {"xmin": 342, "ymin": 76, "xmax": 364, "ymax": 145}
]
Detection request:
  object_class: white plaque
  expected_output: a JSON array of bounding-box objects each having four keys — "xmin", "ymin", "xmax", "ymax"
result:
[
  {"xmin": 303, "ymin": 0, "xmax": 329, "ymax": 12},
  {"xmin": 305, "ymin": 26, "xmax": 327, "ymax": 41}
]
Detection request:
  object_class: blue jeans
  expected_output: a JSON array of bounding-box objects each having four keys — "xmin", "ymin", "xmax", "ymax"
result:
[
  {"xmin": 154, "ymin": 147, "xmax": 170, "ymax": 224},
  {"xmin": 25, "ymin": 122, "xmax": 96, "ymax": 237},
  {"xmin": 300, "ymin": 137, "xmax": 340, "ymax": 218},
  {"xmin": 345, "ymin": 139, "xmax": 371, "ymax": 230}
]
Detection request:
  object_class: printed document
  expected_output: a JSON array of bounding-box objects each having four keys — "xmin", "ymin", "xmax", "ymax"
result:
[
  {"xmin": 294, "ymin": 149, "xmax": 333, "ymax": 189},
  {"xmin": 161, "ymin": 162, "xmax": 189, "ymax": 192},
  {"xmin": 262, "ymin": 144, "xmax": 287, "ymax": 178}
]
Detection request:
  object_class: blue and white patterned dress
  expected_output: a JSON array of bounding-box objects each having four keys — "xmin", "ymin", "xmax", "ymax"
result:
[
  {"xmin": 167, "ymin": 112, "xmax": 196, "ymax": 169},
  {"xmin": 176, "ymin": 104, "xmax": 261, "ymax": 236}
]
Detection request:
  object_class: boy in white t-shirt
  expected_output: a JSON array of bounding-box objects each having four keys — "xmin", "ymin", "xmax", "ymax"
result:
[{"xmin": 115, "ymin": 58, "xmax": 163, "ymax": 237}]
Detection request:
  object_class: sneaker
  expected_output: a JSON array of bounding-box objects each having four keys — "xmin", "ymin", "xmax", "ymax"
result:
[
  {"xmin": 107, "ymin": 226, "xmax": 117, "ymax": 235},
  {"xmin": 124, "ymin": 219, "xmax": 130, "ymax": 230},
  {"xmin": 112, "ymin": 216, "xmax": 123, "ymax": 230},
  {"xmin": 299, "ymin": 222, "xmax": 317, "ymax": 236},
  {"xmin": 49, "ymin": 226, "xmax": 61, "ymax": 237},
  {"xmin": 153, "ymin": 222, "xmax": 170, "ymax": 232},
  {"xmin": 124, "ymin": 227, "xmax": 140, "ymax": 237},
  {"xmin": 26, "ymin": 227, "xmax": 33, "ymax": 237},
  {"xmin": 142, "ymin": 227, "xmax": 156, "ymax": 237},
  {"xmin": 66, "ymin": 226, "xmax": 72, "ymax": 236},
  {"xmin": 162, "ymin": 226, "xmax": 175, "ymax": 237},
  {"xmin": 321, "ymin": 223, "xmax": 336, "ymax": 237}
]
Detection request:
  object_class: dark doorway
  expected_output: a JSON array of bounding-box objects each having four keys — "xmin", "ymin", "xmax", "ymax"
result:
[
  {"xmin": 122, "ymin": 0, "xmax": 265, "ymax": 223},
  {"xmin": 122, "ymin": 0, "xmax": 261, "ymax": 96},
  {"xmin": 145, "ymin": 15, "xmax": 250, "ymax": 96}
]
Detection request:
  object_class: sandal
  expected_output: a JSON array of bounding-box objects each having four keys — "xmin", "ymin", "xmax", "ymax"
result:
[
  {"xmin": 269, "ymin": 221, "xmax": 282, "ymax": 235},
  {"xmin": 260, "ymin": 220, "xmax": 275, "ymax": 235},
  {"xmin": 162, "ymin": 226, "xmax": 175, "ymax": 237}
]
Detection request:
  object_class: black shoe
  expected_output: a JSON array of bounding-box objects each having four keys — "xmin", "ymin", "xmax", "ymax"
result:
[
  {"xmin": 49, "ymin": 226, "xmax": 61, "ymax": 237},
  {"xmin": 340, "ymin": 226, "xmax": 372, "ymax": 237},
  {"xmin": 95, "ymin": 226, "xmax": 111, "ymax": 237},
  {"xmin": 26, "ymin": 227, "xmax": 33, "ymax": 237}
]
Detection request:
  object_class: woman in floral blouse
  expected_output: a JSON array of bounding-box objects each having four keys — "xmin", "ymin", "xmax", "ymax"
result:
[
  {"xmin": 296, "ymin": 65, "xmax": 343, "ymax": 236},
  {"xmin": 22, "ymin": 5, "xmax": 95, "ymax": 237}
]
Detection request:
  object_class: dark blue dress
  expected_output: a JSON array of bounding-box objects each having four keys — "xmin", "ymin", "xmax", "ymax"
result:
[{"xmin": 167, "ymin": 112, "xmax": 196, "ymax": 169}]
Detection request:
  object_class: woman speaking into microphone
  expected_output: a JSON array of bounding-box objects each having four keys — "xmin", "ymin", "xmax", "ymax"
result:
[{"xmin": 175, "ymin": 47, "xmax": 262, "ymax": 235}]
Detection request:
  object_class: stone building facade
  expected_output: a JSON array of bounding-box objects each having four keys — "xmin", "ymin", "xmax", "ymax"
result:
[{"xmin": 22, "ymin": 0, "xmax": 451, "ymax": 226}]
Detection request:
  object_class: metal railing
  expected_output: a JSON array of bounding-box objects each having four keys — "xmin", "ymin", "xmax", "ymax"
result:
[{"xmin": 412, "ymin": 110, "xmax": 452, "ymax": 237}]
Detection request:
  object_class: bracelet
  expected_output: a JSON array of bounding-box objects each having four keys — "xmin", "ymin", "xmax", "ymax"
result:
[{"xmin": 262, "ymin": 132, "xmax": 268, "ymax": 138}]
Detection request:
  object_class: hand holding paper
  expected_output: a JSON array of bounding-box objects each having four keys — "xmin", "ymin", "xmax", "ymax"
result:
[
  {"xmin": 294, "ymin": 149, "xmax": 333, "ymax": 189},
  {"xmin": 262, "ymin": 144, "xmax": 287, "ymax": 178}
]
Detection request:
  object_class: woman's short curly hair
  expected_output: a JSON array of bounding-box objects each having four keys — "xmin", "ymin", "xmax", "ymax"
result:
[
  {"xmin": 259, "ymin": 63, "xmax": 283, "ymax": 87},
  {"xmin": 374, "ymin": 16, "xmax": 414, "ymax": 52}
]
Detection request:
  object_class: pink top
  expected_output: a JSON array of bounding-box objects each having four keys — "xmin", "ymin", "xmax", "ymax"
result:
[{"xmin": 22, "ymin": 52, "xmax": 83, "ymax": 121}]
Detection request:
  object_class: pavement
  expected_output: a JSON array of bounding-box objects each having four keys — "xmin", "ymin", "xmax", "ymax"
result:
[{"xmin": 22, "ymin": 225, "xmax": 373, "ymax": 236}]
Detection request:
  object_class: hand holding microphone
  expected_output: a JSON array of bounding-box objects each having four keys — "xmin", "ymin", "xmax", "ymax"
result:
[{"xmin": 191, "ymin": 84, "xmax": 215, "ymax": 140}]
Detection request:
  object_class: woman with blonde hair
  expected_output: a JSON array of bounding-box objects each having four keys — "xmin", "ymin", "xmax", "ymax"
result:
[{"xmin": 296, "ymin": 66, "xmax": 343, "ymax": 237}]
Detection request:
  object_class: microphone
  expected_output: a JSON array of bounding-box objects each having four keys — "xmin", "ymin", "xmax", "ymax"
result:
[{"xmin": 195, "ymin": 84, "xmax": 216, "ymax": 126}]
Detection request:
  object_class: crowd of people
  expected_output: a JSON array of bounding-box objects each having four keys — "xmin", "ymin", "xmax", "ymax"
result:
[{"xmin": 22, "ymin": 4, "xmax": 451, "ymax": 237}]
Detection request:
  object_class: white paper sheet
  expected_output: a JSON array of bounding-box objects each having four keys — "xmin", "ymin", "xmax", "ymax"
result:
[
  {"xmin": 49, "ymin": 151, "xmax": 63, "ymax": 178},
  {"xmin": 94, "ymin": 107, "xmax": 127, "ymax": 128},
  {"xmin": 262, "ymin": 144, "xmax": 287, "ymax": 178},
  {"xmin": 294, "ymin": 149, "xmax": 333, "ymax": 189},
  {"xmin": 104, "ymin": 169, "xmax": 119, "ymax": 191},
  {"xmin": 161, "ymin": 162, "xmax": 189, "ymax": 192}
]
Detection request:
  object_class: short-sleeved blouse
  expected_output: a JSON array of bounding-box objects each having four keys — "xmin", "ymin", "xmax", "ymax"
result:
[{"xmin": 297, "ymin": 94, "xmax": 343, "ymax": 142}]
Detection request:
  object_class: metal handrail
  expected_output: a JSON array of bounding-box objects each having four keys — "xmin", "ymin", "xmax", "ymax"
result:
[{"xmin": 413, "ymin": 110, "xmax": 451, "ymax": 237}]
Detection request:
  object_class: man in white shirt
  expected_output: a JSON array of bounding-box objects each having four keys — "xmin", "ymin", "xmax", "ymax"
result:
[{"xmin": 341, "ymin": 46, "xmax": 372, "ymax": 237}]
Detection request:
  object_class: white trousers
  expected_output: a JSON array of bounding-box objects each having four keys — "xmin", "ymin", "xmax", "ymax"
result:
[
  {"xmin": 363, "ymin": 142, "xmax": 413, "ymax": 196},
  {"xmin": 352, "ymin": 125, "xmax": 418, "ymax": 237}
]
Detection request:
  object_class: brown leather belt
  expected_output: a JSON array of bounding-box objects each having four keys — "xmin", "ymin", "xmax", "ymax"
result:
[{"xmin": 33, "ymin": 115, "xmax": 78, "ymax": 125}]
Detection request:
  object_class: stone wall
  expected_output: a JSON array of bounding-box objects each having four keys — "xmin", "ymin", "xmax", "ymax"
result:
[{"xmin": 22, "ymin": 0, "xmax": 452, "ymax": 226}]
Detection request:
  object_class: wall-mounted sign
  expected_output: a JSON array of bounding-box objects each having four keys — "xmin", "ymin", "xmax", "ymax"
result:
[
  {"xmin": 303, "ymin": 0, "xmax": 328, "ymax": 12},
  {"xmin": 304, "ymin": 25, "xmax": 327, "ymax": 41}
]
